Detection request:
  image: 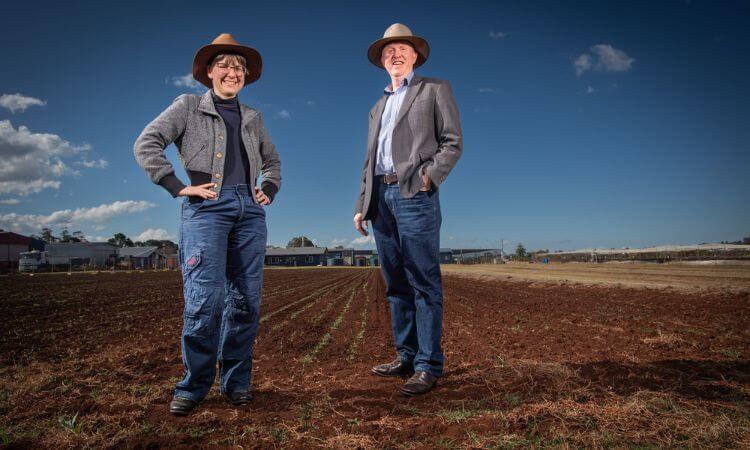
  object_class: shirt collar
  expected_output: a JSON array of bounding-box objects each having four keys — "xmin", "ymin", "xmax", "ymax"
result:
[{"xmin": 384, "ymin": 71, "xmax": 415, "ymax": 95}]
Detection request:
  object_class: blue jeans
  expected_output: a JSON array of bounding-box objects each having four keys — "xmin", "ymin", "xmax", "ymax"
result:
[
  {"xmin": 175, "ymin": 184, "xmax": 267, "ymax": 402},
  {"xmin": 372, "ymin": 178, "xmax": 444, "ymax": 377}
]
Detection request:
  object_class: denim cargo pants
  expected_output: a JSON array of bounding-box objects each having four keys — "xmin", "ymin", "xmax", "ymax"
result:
[{"xmin": 174, "ymin": 184, "xmax": 266, "ymax": 402}]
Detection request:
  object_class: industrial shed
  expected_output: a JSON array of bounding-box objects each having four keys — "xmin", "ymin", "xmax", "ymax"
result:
[
  {"xmin": 353, "ymin": 249, "xmax": 377, "ymax": 266},
  {"xmin": 541, "ymin": 244, "xmax": 750, "ymax": 263},
  {"xmin": 450, "ymin": 248, "xmax": 501, "ymax": 264},
  {"xmin": 265, "ymin": 247, "xmax": 327, "ymax": 267},
  {"xmin": 45, "ymin": 242, "xmax": 118, "ymax": 268},
  {"xmin": 119, "ymin": 246, "xmax": 167, "ymax": 269},
  {"xmin": 327, "ymin": 248, "xmax": 354, "ymax": 266}
]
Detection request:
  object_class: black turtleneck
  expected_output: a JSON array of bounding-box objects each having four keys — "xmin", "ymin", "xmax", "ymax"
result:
[{"xmin": 213, "ymin": 93, "xmax": 251, "ymax": 188}]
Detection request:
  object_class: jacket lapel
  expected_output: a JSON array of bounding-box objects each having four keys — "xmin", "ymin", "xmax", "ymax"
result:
[
  {"xmin": 197, "ymin": 90, "xmax": 219, "ymax": 117},
  {"xmin": 393, "ymin": 74, "xmax": 423, "ymax": 127},
  {"xmin": 367, "ymin": 95, "xmax": 387, "ymax": 158}
]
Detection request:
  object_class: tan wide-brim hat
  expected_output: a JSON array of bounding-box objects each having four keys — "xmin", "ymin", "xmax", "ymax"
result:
[
  {"xmin": 367, "ymin": 23, "xmax": 430, "ymax": 69},
  {"xmin": 192, "ymin": 33, "xmax": 262, "ymax": 88}
]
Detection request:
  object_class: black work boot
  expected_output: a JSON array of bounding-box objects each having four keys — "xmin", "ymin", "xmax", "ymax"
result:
[
  {"xmin": 169, "ymin": 397, "xmax": 199, "ymax": 416},
  {"xmin": 225, "ymin": 391, "xmax": 253, "ymax": 406}
]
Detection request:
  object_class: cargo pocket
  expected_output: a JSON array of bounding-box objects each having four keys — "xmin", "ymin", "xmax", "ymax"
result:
[
  {"xmin": 226, "ymin": 277, "xmax": 261, "ymax": 325},
  {"xmin": 182, "ymin": 248, "xmax": 209, "ymax": 335}
]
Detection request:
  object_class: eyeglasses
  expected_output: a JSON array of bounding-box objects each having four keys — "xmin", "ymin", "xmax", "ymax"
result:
[{"xmin": 214, "ymin": 63, "xmax": 247, "ymax": 75}]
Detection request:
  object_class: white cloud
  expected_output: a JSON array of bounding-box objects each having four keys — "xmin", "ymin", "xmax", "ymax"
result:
[
  {"xmin": 350, "ymin": 235, "xmax": 375, "ymax": 249},
  {"xmin": 575, "ymin": 44, "xmax": 634, "ymax": 76},
  {"xmin": 134, "ymin": 228, "xmax": 176, "ymax": 242},
  {"xmin": 489, "ymin": 31, "xmax": 508, "ymax": 39},
  {"xmin": 169, "ymin": 74, "xmax": 205, "ymax": 92},
  {"xmin": 478, "ymin": 87, "xmax": 501, "ymax": 94},
  {"xmin": 327, "ymin": 235, "xmax": 376, "ymax": 249},
  {"xmin": 69, "ymin": 201, "xmax": 155, "ymax": 222},
  {"xmin": 0, "ymin": 120, "xmax": 95, "ymax": 195},
  {"xmin": 0, "ymin": 93, "xmax": 47, "ymax": 113},
  {"xmin": 586, "ymin": 86, "xmax": 596, "ymax": 94},
  {"xmin": 275, "ymin": 109, "xmax": 291, "ymax": 120},
  {"xmin": 79, "ymin": 158, "xmax": 109, "ymax": 169},
  {"xmin": 329, "ymin": 238, "xmax": 349, "ymax": 247},
  {"xmin": 305, "ymin": 100, "xmax": 315, "ymax": 106},
  {"xmin": 0, "ymin": 200, "xmax": 156, "ymax": 235},
  {"xmin": 0, "ymin": 180, "xmax": 61, "ymax": 196},
  {"xmin": 591, "ymin": 44, "xmax": 635, "ymax": 72},
  {"xmin": 0, "ymin": 198, "xmax": 20, "ymax": 205},
  {"xmin": 574, "ymin": 54, "xmax": 592, "ymax": 77}
]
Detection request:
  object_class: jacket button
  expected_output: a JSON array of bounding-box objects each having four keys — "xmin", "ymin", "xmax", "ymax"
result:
[
  {"xmin": 216, "ymin": 152, "xmax": 223, "ymax": 158},
  {"xmin": 215, "ymin": 173, "xmax": 222, "ymax": 179}
]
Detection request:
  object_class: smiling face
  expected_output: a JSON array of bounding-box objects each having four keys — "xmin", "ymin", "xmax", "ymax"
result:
[
  {"xmin": 207, "ymin": 54, "xmax": 248, "ymax": 98},
  {"xmin": 381, "ymin": 41, "xmax": 418, "ymax": 79}
]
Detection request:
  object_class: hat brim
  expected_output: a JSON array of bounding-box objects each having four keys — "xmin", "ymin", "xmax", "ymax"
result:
[
  {"xmin": 367, "ymin": 36, "xmax": 429, "ymax": 69},
  {"xmin": 192, "ymin": 43, "xmax": 262, "ymax": 89}
]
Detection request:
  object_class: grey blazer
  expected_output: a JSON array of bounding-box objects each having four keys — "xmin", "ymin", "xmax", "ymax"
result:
[
  {"xmin": 134, "ymin": 90, "xmax": 281, "ymax": 199},
  {"xmin": 355, "ymin": 75, "xmax": 462, "ymax": 219}
]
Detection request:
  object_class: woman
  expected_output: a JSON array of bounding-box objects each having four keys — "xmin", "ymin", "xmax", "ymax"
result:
[{"xmin": 134, "ymin": 33, "xmax": 281, "ymax": 416}]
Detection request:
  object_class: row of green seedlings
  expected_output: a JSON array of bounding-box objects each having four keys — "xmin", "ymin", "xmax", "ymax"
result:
[
  {"xmin": 259, "ymin": 278, "xmax": 347, "ymax": 325},
  {"xmin": 296, "ymin": 273, "xmax": 370, "ymax": 350},
  {"xmin": 301, "ymin": 281, "xmax": 360, "ymax": 363},
  {"xmin": 262, "ymin": 271, "xmax": 352, "ymax": 301},
  {"xmin": 308, "ymin": 271, "xmax": 368, "ymax": 324},
  {"xmin": 262, "ymin": 270, "xmax": 353, "ymax": 301},
  {"xmin": 267, "ymin": 272, "xmax": 368, "ymax": 350},
  {"xmin": 270, "ymin": 271, "xmax": 368, "ymax": 332},
  {"xmin": 346, "ymin": 282, "xmax": 371, "ymax": 362}
]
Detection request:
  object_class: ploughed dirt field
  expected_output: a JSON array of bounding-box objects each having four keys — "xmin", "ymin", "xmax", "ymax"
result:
[
  {"xmin": 442, "ymin": 262, "xmax": 750, "ymax": 292},
  {"xmin": 0, "ymin": 267, "xmax": 748, "ymax": 448}
]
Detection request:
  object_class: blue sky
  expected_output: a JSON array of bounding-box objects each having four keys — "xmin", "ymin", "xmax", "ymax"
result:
[{"xmin": 0, "ymin": 0, "xmax": 747, "ymax": 252}]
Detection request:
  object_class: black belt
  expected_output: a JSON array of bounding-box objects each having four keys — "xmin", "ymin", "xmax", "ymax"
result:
[{"xmin": 380, "ymin": 173, "xmax": 398, "ymax": 185}]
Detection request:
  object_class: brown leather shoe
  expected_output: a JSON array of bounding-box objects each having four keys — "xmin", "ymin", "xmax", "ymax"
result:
[
  {"xmin": 371, "ymin": 358, "xmax": 413, "ymax": 377},
  {"xmin": 400, "ymin": 371, "xmax": 438, "ymax": 396}
]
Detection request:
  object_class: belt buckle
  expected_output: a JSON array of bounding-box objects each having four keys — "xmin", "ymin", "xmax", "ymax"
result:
[{"xmin": 383, "ymin": 173, "xmax": 398, "ymax": 185}]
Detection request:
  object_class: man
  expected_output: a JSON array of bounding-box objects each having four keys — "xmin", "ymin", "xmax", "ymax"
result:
[
  {"xmin": 134, "ymin": 33, "xmax": 281, "ymax": 415},
  {"xmin": 354, "ymin": 23, "xmax": 462, "ymax": 396}
]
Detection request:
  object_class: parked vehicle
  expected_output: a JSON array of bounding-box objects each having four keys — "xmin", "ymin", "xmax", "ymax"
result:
[{"xmin": 19, "ymin": 250, "xmax": 48, "ymax": 272}]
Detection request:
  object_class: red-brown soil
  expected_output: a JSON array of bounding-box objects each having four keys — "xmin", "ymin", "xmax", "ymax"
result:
[{"xmin": 0, "ymin": 268, "xmax": 748, "ymax": 448}]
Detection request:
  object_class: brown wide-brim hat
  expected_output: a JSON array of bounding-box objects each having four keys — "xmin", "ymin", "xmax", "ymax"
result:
[
  {"xmin": 367, "ymin": 23, "xmax": 430, "ymax": 69},
  {"xmin": 192, "ymin": 33, "xmax": 262, "ymax": 88}
]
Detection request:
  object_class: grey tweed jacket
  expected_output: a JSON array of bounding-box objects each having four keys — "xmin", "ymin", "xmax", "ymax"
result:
[
  {"xmin": 134, "ymin": 90, "xmax": 281, "ymax": 199},
  {"xmin": 355, "ymin": 74, "xmax": 462, "ymax": 219}
]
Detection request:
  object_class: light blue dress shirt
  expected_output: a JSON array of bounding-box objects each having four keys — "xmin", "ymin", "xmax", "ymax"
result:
[{"xmin": 375, "ymin": 71, "xmax": 415, "ymax": 175}]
